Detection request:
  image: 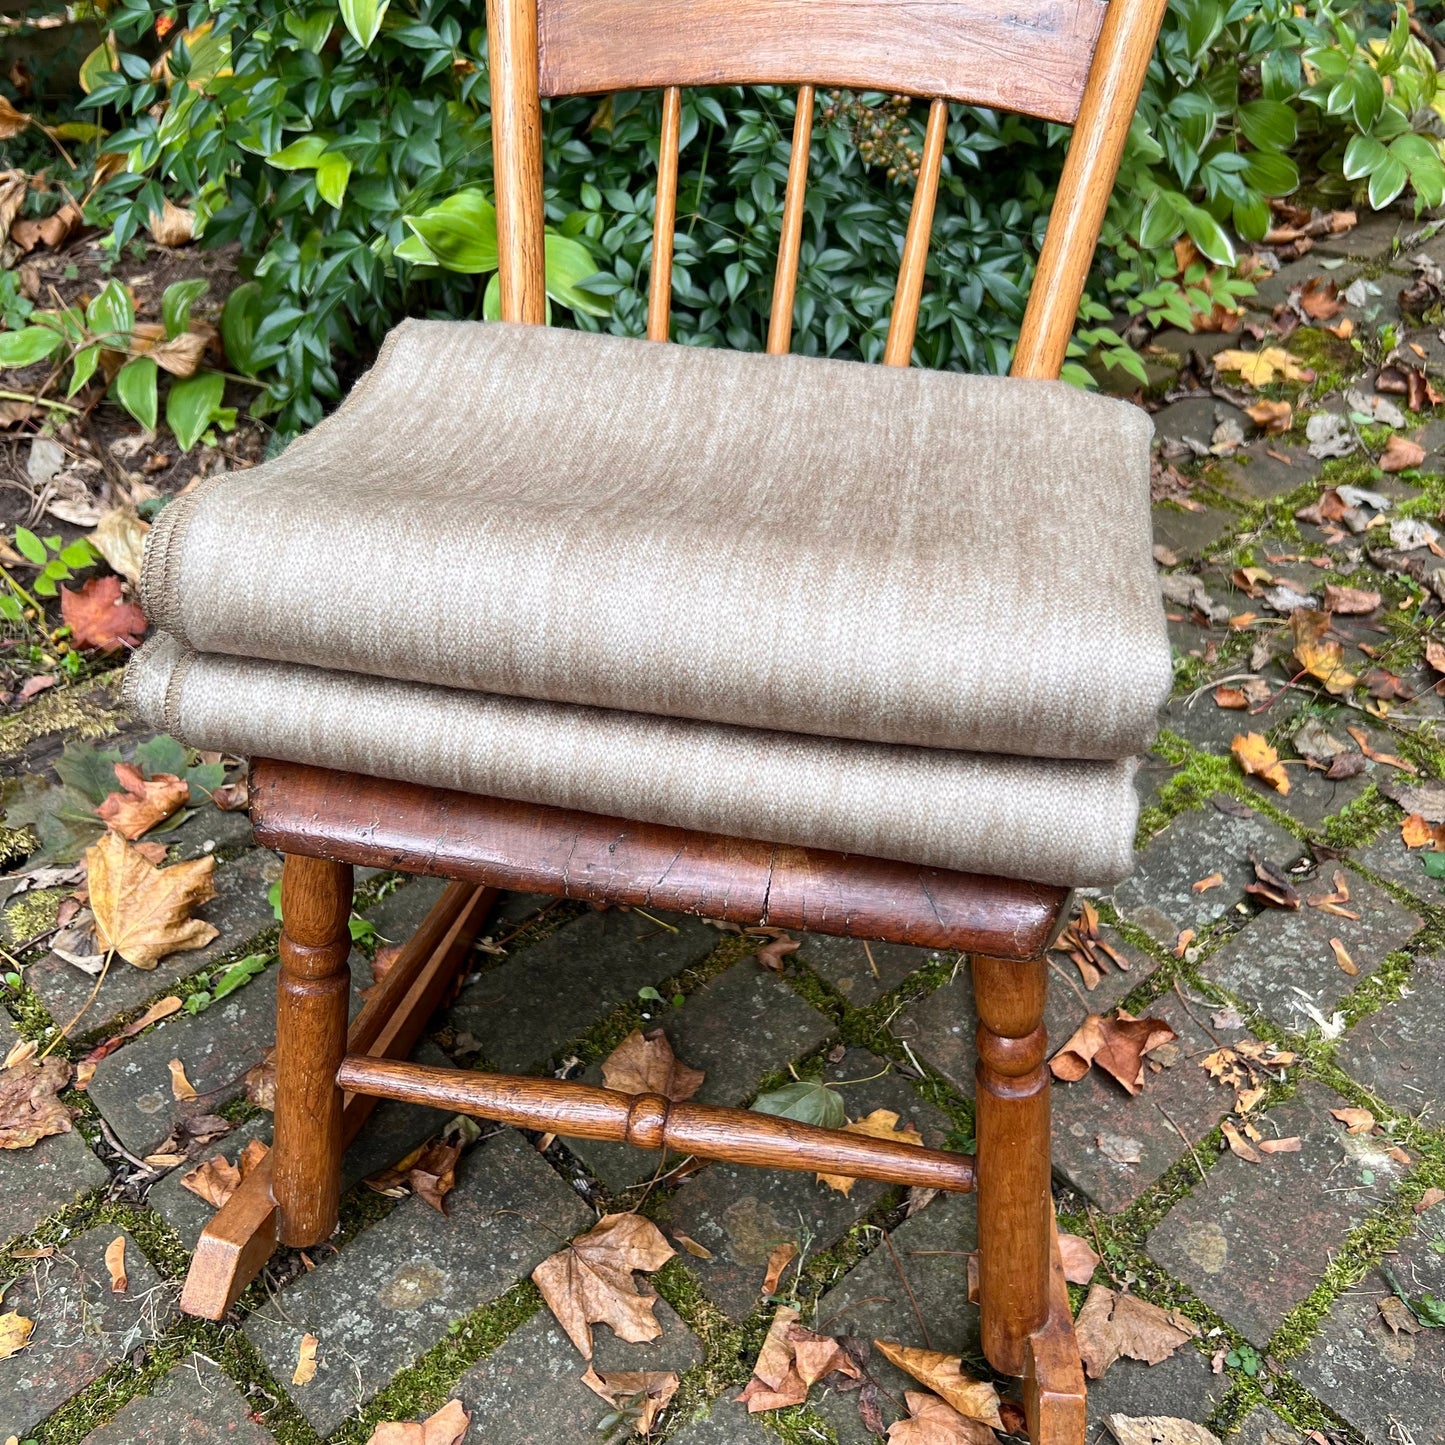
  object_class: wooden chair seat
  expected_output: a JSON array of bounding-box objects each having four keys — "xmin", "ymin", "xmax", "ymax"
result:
[{"xmin": 248, "ymin": 758, "xmax": 1070, "ymax": 958}]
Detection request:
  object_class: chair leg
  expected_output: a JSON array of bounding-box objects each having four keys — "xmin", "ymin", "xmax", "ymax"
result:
[
  {"xmin": 973, "ymin": 952, "xmax": 1084, "ymax": 1443},
  {"xmin": 273, "ymin": 853, "xmax": 353, "ymax": 1248}
]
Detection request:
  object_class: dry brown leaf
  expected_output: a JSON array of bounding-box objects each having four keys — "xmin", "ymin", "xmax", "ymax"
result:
[
  {"xmin": 816, "ymin": 1109, "xmax": 924, "ymax": 1195},
  {"xmin": 147, "ymin": 198, "xmax": 195, "ymax": 247},
  {"xmin": 1221, "ymin": 1119, "xmax": 1262, "ymax": 1163},
  {"xmin": 872, "ymin": 1342, "xmax": 1003, "ymax": 1428},
  {"xmin": 244, "ymin": 1047, "xmax": 276, "ymax": 1111},
  {"xmin": 1244, "ymin": 399, "xmax": 1292, "ymax": 434},
  {"xmin": 737, "ymin": 1305, "xmax": 808, "ymax": 1411},
  {"xmin": 1105, "ymin": 1416, "xmax": 1222, "ymax": 1445},
  {"xmin": 86, "ymin": 832, "xmax": 218, "ymax": 969},
  {"xmin": 754, "ymin": 933, "xmax": 801, "ymax": 972},
  {"xmin": 672, "ymin": 1232, "xmax": 713, "ymax": 1260},
  {"xmin": 1401, "ymin": 813, "xmax": 1445, "ymax": 850},
  {"xmin": 1380, "ymin": 435, "xmax": 1427, "ymax": 473},
  {"xmin": 1231, "ymin": 733, "xmax": 1290, "ymax": 794},
  {"xmin": 11, "ymin": 200, "xmax": 83, "ymax": 254},
  {"xmin": 581, "ymin": 1368, "xmax": 678, "ymax": 1436},
  {"xmin": 1322, "ymin": 585, "xmax": 1381, "ymax": 615},
  {"xmin": 1329, "ymin": 937, "xmax": 1358, "ymax": 976},
  {"xmin": 2, "ymin": 1038, "xmax": 36, "ymax": 1070},
  {"xmin": 366, "ymin": 1136, "xmax": 462, "ymax": 1214},
  {"xmin": 97, "ymin": 762, "xmax": 190, "ymax": 840},
  {"xmin": 1378, "ymin": 1295, "xmax": 1420, "ymax": 1337},
  {"xmin": 1347, "ymin": 726, "xmax": 1416, "ymax": 773},
  {"xmin": 1292, "ymin": 620, "xmax": 1357, "ymax": 697},
  {"xmin": 886, "ymin": 1390, "xmax": 997, "ymax": 1445},
  {"xmin": 1191, "ymin": 872, "xmax": 1224, "ymax": 893},
  {"xmin": 61, "ymin": 576, "xmax": 147, "ymax": 653},
  {"xmin": 1059, "ymin": 1232, "xmax": 1102, "ymax": 1285},
  {"xmin": 180, "ymin": 1139, "xmax": 268, "ymax": 1208},
  {"xmin": 1049, "ymin": 1011, "xmax": 1178, "ymax": 1095},
  {"xmin": 1331, "ymin": 1106, "xmax": 1376, "ymax": 1134},
  {"xmin": 293, "ymin": 1333, "xmax": 319, "ymax": 1386},
  {"xmin": 1257, "ymin": 1136, "xmax": 1302, "ymax": 1154},
  {"xmin": 90, "ymin": 507, "xmax": 150, "ymax": 586},
  {"xmin": 364, "ymin": 1399, "xmax": 471, "ymax": 1445},
  {"xmin": 599, "ymin": 1028, "xmax": 705, "ymax": 1103},
  {"xmin": 1214, "ymin": 347, "xmax": 1314, "ymax": 386},
  {"xmin": 761, "ymin": 1241, "xmax": 797, "ymax": 1295},
  {"xmin": 0, "ymin": 1056, "xmax": 72, "ymax": 1149},
  {"xmin": 168, "ymin": 1056, "xmax": 198, "ymax": 1100},
  {"xmin": 104, "ymin": 1235, "xmax": 128, "ymax": 1293},
  {"xmin": 0, "ymin": 1312, "xmax": 34, "ymax": 1360},
  {"xmin": 0, "ymin": 96, "xmax": 31, "ymax": 140},
  {"xmin": 1074, "ymin": 1284, "xmax": 1200, "ymax": 1379},
  {"xmin": 1416, "ymin": 1186, "xmax": 1445, "ymax": 1213},
  {"xmin": 532, "ymin": 1212, "xmax": 676, "ymax": 1358}
]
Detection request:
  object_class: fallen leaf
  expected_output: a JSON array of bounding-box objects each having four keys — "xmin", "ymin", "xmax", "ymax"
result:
[
  {"xmin": 1097, "ymin": 1132, "xmax": 1143, "ymax": 1164},
  {"xmin": 244, "ymin": 1047, "xmax": 276, "ymax": 1111},
  {"xmin": 180, "ymin": 1138, "xmax": 268, "ymax": 1208},
  {"xmin": 1190, "ymin": 872, "xmax": 1224, "ymax": 893},
  {"xmin": 1347, "ymin": 726, "xmax": 1415, "ymax": 774},
  {"xmin": 1245, "ymin": 852, "xmax": 1300, "ymax": 909},
  {"xmin": 600, "ymin": 1028, "xmax": 705, "ymax": 1103},
  {"xmin": 97, "ymin": 762, "xmax": 190, "ymax": 840},
  {"xmin": 364, "ymin": 1399, "xmax": 471, "ymax": 1445},
  {"xmin": 1074, "ymin": 1284, "xmax": 1200, "ymax": 1379},
  {"xmin": 817, "ymin": 1109, "xmax": 924, "ymax": 1195},
  {"xmin": 1049, "ymin": 1012, "xmax": 1178, "ymax": 1095},
  {"xmin": 761, "ymin": 1241, "xmax": 798, "ymax": 1296},
  {"xmin": 0, "ymin": 96, "xmax": 31, "ymax": 140},
  {"xmin": 1401, "ymin": 813, "xmax": 1445, "ymax": 850},
  {"xmin": 0, "ymin": 1056, "xmax": 73, "ymax": 1148},
  {"xmin": 1329, "ymin": 938, "xmax": 1358, "ymax": 976},
  {"xmin": 1231, "ymin": 733, "xmax": 1290, "ymax": 794},
  {"xmin": 2, "ymin": 1038, "xmax": 36, "ymax": 1070},
  {"xmin": 1257, "ymin": 1136, "xmax": 1302, "ymax": 1154},
  {"xmin": 1379, "ymin": 1295, "xmax": 1420, "ymax": 1337},
  {"xmin": 60, "ymin": 576, "xmax": 147, "ymax": 653},
  {"xmin": 1244, "ymin": 398, "xmax": 1292, "ymax": 434},
  {"xmin": 1059, "ymin": 1233, "xmax": 1102, "ymax": 1285},
  {"xmin": 1105, "ymin": 1416, "xmax": 1222, "ymax": 1445},
  {"xmin": 1050, "ymin": 899, "xmax": 1132, "ymax": 990},
  {"xmin": 0, "ymin": 1312, "xmax": 34, "ymax": 1360},
  {"xmin": 872, "ymin": 1342, "xmax": 1003, "ymax": 1428},
  {"xmin": 1215, "ymin": 347, "xmax": 1314, "ymax": 386},
  {"xmin": 1331, "ymin": 1106, "xmax": 1375, "ymax": 1134},
  {"xmin": 292, "ymin": 1333, "xmax": 319, "ymax": 1386},
  {"xmin": 532, "ymin": 1212, "xmax": 676, "ymax": 1358},
  {"xmin": 86, "ymin": 832, "xmax": 218, "ymax": 969},
  {"xmin": 1416, "ymin": 1186, "xmax": 1445, "ymax": 1213},
  {"xmin": 104, "ymin": 1235, "xmax": 128, "ymax": 1292},
  {"xmin": 147, "ymin": 197, "xmax": 195, "ymax": 247},
  {"xmin": 1291, "ymin": 611, "xmax": 1356, "ymax": 696},
  {"xmin": 672, "ymin": 1232, "xmax": 713, "ymax": 1260},
  {"xmin": 365, "ymin": 1135, "xmax": 462, "ymax": 1214},
  {"xmin": 738, "ymin": 1305, "xmax": 808, "ymax": 1411},
  {"xmin": 90, "ymin": 508, "xmax": 150, "ymax": 586},
  {"xmin": 1221, "ymin": 1119, "xmax": 1262, "ymax": 1163},
  {"xmin": 581, "ymin": 1368, "xmax": 678, "ymax": 1436},
  {"xmin": 754, "ymin": 933, "xmax": 801, "ymax": 972},
  {"xmin": 886, "ymin": 1390, "xmax": 997, "ymax": 1445},
  {"xmin": 1322, "ymin": 585, "xmax": 1380, "ymax": 615},
  {"xmin": 1380, "ymin": 435, "xmax": 1427, "ymax": 473}
]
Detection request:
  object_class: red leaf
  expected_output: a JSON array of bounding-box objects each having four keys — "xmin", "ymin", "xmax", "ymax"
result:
[{"xmin": 61, "ymin": 577, "xmax": 147, "ymax": 652}]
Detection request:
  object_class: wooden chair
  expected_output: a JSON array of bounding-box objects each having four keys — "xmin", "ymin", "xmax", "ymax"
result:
[{"xmin": 171, "ymin": 1, "xmax": 1169, "ymax": 1438}]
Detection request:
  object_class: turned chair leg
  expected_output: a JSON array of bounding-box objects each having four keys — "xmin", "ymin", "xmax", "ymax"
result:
[
  {"xmin": 973, "ymin": 953, "xmax": 1052, "ymax": 1377},
  {"xmin": 273, "ymin": 854, "xmax": 354, "ymax": 1247}
]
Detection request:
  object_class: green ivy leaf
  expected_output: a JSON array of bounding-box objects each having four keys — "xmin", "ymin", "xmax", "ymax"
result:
[
  {"xmin": 53, "ymin": 740, "xmax": 123, "ymax": 803},
  {"xmin": 402, "ymin": 190, "xmax": 498, "ymax": 273},
  {"xmin": 751, "ymin": 1080, "xmax": 846, "ymax": 1129},
  {"xmin": 315, "ymin": 151, "xmax": 352, "ymax": 208},
  {"xmin": 339, "ymin": 0, "xmax": 390, "ymax": 50},
  {"xmin": 112, "ymin": 355, "xmax": 159, "ymax": 431},
  {"xmin": 166, "ymin": 371, "xmax": 225, "ymax": 451},
  {"xmin": 268, "ymin": 135, "xmax": 329, "ymax": 170},
  {"xmin": 0, "ymin": 325, "xmax": 63, "ymax": 368}
]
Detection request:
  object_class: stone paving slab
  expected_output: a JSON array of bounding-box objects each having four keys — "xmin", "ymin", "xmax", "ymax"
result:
[
  {"xmin": 1112, "ymin": 802, "xmax": 1305, "ymax": 945},
  {"xmin": 163, "ymin": 805, "xmax": 256, "ymax": 862},
  {"xmin": 244, "ymin": 1128, "xmax": 591, "ymax": 1436},
  {"xmin": 1334, "ymin": 964, "xmax": 1445, "ymax": 1120},
  {"xmin": 568, "ymin": 961, "xmax": 834, "ymax": 1190},
  {"xmin": 1147, "ymin": 1082, "xmax": 1407, "ymax": 1346},
  {"xmin": 26, "ymin": 847, "xmax": 279, "ymax": 1031},
  {"xmin": 1052, "ymin": 991, "xmax": 1249, "ymax": 1214},
  {"xmin": 1290, "ymin": 1201, "xmax": 1445, "ymax": 1445},
  {"xmin": 1356, "ymin": 827, "xmax": 1445, "ymax": 903},
  {"xmin": 1083, "ymin": 1345, "xmax": 1228, "ymax": 1427},
  {"xmin": 0, "ymin": 1016, "xmax": 108, "ymax": 1242},
  {"xmin": 88, "ymin": 948, "xmax": 382, "ymax": 1156},
  {"xmin": 1199, "ymin": 874, "xmax": 1420, "ymax": 1033},
  {"xmin": 453, "ymin": 1299, "xmax": 701, "ymax": 1444},
  {"xmin": 811, "ymin": 1192, "xmax": 977, "ymax": 1444},
  {"xmin": 657, "ymin": 1049, "xmax": 950, "ymax": 1321},
  {"xmin": 669, "ymin": 1394, "xmax": 778, "ymax": 1444},
  {"xmin": 1211, "ymin": 442, "xmax": 1319, "ymax": 504},
  {"xmin": 81, "ymin": 1355, "xmax": 277, "ymax": 1443},
  {"xmin": 1152, "ymin": 504, "xmax": 1239, "ymax": 563},
  {"xmin": 798, "ymin": 934, "xmax": 944, "ymax": 1009},
  {"xmin": 0, "ymin": 1224, "xmax": 177, "ymax": 1439},
  {"xmin": 446, "ymin": 908, "xmax": 718, "ymax": 1072},
  {"xmin": 1231, "ymin": 1406, "xmax": 1306, "ymax": 1445}
]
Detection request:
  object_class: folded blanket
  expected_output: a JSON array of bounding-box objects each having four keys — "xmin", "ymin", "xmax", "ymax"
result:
[
  {"xmin": 125, "ymin": 633, "xmax": 1142, "ymax": 886},
  {"xmin": 140, "ymin": 319, "xmax": 1169, "ymax": 763}
]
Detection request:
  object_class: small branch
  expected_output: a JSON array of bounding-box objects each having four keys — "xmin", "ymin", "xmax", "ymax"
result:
[{"xmin": 0, "ymin": 389, "xmax": 81, "ymax": 416}]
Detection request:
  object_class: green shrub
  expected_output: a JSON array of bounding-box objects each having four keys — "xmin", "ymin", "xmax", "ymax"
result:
[{"xmin": 63, "ymin": 0, "xmax": 1445, "ymax": 431}]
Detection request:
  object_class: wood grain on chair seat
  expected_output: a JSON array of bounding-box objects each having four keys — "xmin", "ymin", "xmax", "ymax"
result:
[{"xmin": 248, "ymin": 759, "xmax": 1069, "ymax": 959}]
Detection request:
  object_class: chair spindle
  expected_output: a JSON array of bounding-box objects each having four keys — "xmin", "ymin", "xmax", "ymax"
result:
[
  {"xmin": 766, "ymin": 84, "xmax": 815, "ymax": 355},
  {"xmin": 883, "ymin": 97, "xmax": 949, "ymax": 368},
  {"xmin": 646, "ymin": 85, "xmax": 683, "ymax": 342}
]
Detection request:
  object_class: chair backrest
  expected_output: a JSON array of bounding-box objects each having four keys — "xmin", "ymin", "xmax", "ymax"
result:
[{"xmin": 486, "ymin": 0, "xmax": 1167, "ymax": 379}]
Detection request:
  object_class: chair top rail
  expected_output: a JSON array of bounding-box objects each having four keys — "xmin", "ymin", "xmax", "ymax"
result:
[{"xmin": 536, "ymin": 0, "xmax": 1108, "ymax": 125}]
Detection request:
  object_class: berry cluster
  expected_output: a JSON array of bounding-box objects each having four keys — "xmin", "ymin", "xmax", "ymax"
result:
[{"xmin": 820, "ymin": 91, "xmax": 923, "ymax": 184}]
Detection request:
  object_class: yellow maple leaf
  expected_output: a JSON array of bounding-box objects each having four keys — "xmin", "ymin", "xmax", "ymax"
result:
[
  {"xmin": 1231, "ymin": 732, "xmax": 1291, "ymax": 794},
  {"xmin": 0, "ymin": 1310, "xmax": 34, "ymax": 1360},
  {"xmin": 815, "ymin": 1109, "xmax": 924, "ymax": 1196},
  {"xmin": 1214, "ymin": 347, "xmax": 1315, "ymax": 386},
  {"xmin": 86, "ymin": 832, "xmax": 219, "ymax": 969}
]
